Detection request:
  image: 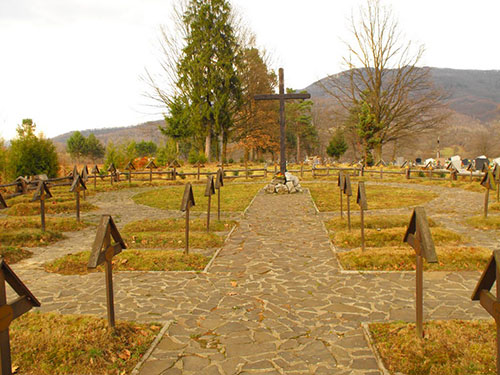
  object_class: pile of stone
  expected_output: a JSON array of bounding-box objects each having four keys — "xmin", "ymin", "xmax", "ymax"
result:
[{"xmin": 264, "ymin": 172, "xmax": 303, "ymax": 194}]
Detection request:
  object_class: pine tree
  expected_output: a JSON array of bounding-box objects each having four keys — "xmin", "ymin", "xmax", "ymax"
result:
[
  {"xmin": 176, "ymin": 0, "xmax": 242, "ymax": 161},
  {"xmin": 327, "ymin": 129, "xmax": 348, "ymax": 160}
]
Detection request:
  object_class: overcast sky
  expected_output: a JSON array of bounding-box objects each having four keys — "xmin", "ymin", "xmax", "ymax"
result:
[{"xmin": 0, "ymin": 0, "xmax": 499, "ymax": 141}]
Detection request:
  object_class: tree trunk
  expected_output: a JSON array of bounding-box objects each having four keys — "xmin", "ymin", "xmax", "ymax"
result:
[
  {"xmin": 176, "ymin": 141, "xmax": 180, "ymax": 156},
  {"xmin": 218, "ymin": 130, "xmax": 224, "ymax": 163},
  {"xmin": 374, "ymin": 143, "xmax": 382, "ymax": 163},
  {"xmin": 391, "ymin": 141, "xmax": 398, "ymax": 162},
  {"xmin": 205, "ymin": 130, "xmax": 211, "ymax": 162},
  {"xmin": 296, "ymin": 133, "xmax": 301, "ymax": 163}
]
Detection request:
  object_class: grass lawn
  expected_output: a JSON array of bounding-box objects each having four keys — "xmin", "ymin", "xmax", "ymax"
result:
[
  {"xmin": 327, "ymin": 214, "xmax": 488, "ymax": 271},
  {"xmin": 338, "ymin": 245, "xmax": 490, "ymax": 271},
  {"xmin": 44, "ymin": 249, "xmax": 211, "ymax": 274},
  {"xmin": 45, "ymin": 218, "xmax": 235, "ymax": 274},
  {"xmin": 370, "ymin": 320, "xmax": 495, "ymax": 374},
  {"xmin": 0, "ymin": 246, "xmax": 33, "ymax": 264},
  {"xmin": 0, "ymin": 217, "xmax": 90, "ymax": 247},
  {"xmin": 11, "ymin": 311, "xmax": 160, "ymax": 375},
  {"xmin": 305, "ymin": 183, "xmax": 437, "ymax": 212},
  {"xmin": 466, "ymin": 215, "xmax": 500, "ymax": 230},
  {"xmin": 132, "ymin": 183, "xmax": 262, "ymax": 212}
]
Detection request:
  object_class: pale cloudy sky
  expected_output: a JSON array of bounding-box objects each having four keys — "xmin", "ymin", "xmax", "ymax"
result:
[{"xmin": 0, "ymin": 0, "xmax": 499, "ymax": 141}]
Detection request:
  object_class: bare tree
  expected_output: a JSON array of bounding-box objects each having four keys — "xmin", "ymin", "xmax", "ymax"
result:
[{"xmin": 322, "ymin": 0, "xmax": 448, "ymax": 161}]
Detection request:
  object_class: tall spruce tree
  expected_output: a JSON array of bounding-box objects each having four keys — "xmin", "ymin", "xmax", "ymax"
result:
[{"xmin": 176, "ymin": 0, "xmax": 242, "ymax": 161}]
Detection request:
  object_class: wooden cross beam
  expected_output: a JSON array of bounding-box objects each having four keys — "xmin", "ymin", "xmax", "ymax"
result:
[{"xmin": 254, "ymin": 68, "xmax": 311, "ymax": 175}]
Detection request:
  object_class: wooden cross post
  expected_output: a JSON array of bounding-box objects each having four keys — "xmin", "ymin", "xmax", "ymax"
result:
[
  {"xmin": 70, "ymin": 174, "xmax": 87, "ymax": 223},
  {"xmin": 0, "ymin": 260, "xmax": 41, "ymax": 375},
  {"xmin": 125, "ymin": 161, "xmax": 135, "ymax": 186},
  {"xmin": 196, "ymin": 162, "xmax": 201, "ymax": 181},
  {"xmin": 481, "ymin": 171, "xmax": 496, "ymax": 218},
  {"xmin": 81, "ymin": 165, "xmax": 89, "ymax": 200},
  {"xmin": 145, "ymin": 160, "xmax": 157, "ymax": 185},
  {"xmin": 91, "ymin": 165, "xmax": 100, "ymax": 189},
  {"xmin": 31, "ymin": 181, "xmax": 52, "ymax": 232},
  {"xmin": 357, "ymin": 182, "xmax": 368, "ymax": 252},
  {"xmin": 343, "ymin": 175, "xmax": 353, "ymax": 231},
  {"xmin": 205, "ymin": 176, "xmax": 215, "ymax": 232},
  {"xmin": 403, "ymin": 207, "xmax": 438, "ymax": 339},
  {"xmin": 254, "ymin": 68, "xmax": 311, "ymax": 175},
  {"xmin": 0, "ymin": 194, "xmax": 7, "ymax": 211},
  {"xmin": 169, "ymin": 160, "xmax": 180, "ymax": 181},
  {"xmin": 180, "ymin": 183, "xmax": 195, "ymax": 255},
  {"xmin": 87, "ymin": 215, "xmax": 126, "ymax": 329},
  {"xmin": 107, "ymin": 164, "xmax": 116, "ymax": 186},
  {"xmin": 337, "ymin": 173, "xmax": 344, "ymax": 219},
  {"xmin": 472, "ymin": 250, "xmax": 500, "ymax": 374},
  {"xmin": 493, "ymin": 165, "xmax": 500, "ymax": 202},
  {"xmin": 215, "ymin": 169, "xmax": 224, "ymax": 221}
]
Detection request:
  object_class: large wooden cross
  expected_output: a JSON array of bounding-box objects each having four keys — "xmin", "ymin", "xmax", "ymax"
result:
[{"xmin": 254, "ymin": 68, "xmax": 311, "ymax": 175}]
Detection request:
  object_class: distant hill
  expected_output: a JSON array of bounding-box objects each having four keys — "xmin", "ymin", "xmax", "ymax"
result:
[
  {"xmin": 52, "ymin": 119, "xmax": 165, "ymax": 146},
  {"xmin": 304, "ymin": 67, "xmax": 500, "ymax": 122}
]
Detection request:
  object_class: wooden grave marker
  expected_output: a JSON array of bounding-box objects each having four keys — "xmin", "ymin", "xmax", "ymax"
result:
[
  {"xmin": 31, "ymin": 181, "xmax": 52, "ymax": 232},
  {"xmin": 125, "ymin": 160, "xmax": 135, "ymax": 185},
  {"xmin": 467, "ymin": 163, "xmax": 474, "ymax": 182},
  {"xmin": 71, "ymin": 165, "xmax": 78, "ymax": 179},
  {"xmin": 87, "ymin": 215, "xmax": 126, "ymax": 329},
  {"xmin": 356, "ymin": 182, "xmax": 368, "ymax": 251},
  {"xmin": 195, "ymin": 161, "xmax": 205, "ymax": 180},
  {"xmin": 0, "ymin": 259, "xmax": 41, "ymax": 375},
  {"xmin": 337, "ymin": 172, "xmax": 345, "ymax": 219},
  {"xmin": 14, "ymin": 177, "xmax": 27, "ymax": 195},
  {"xmin": 215, "ymin": 168, "xmax": 224, "ymax": 221},
  {"xmin": 0, "ymin": 194, "xmax": 7, "ymax": 210},
  {"xmin": 403, "ymin": 207, "xmax": 438, "ymax": 338},
  {"xmin": 471, "ymin": 250, "xmax": 500, "ymax": 374},
  {"xmin": 180, "ymin": 183, "xmax": 195, "ymax": 255},
  {"xmin": 81, "ymin": 165, "xmax": 89, "ymax": 199},
  {"xmin": 145, "ymin": 160, "xmax": 157, "ymax": 184},
  {"xmin": 91, "ymin": 165, "xmax": 100, "ymax": 188},
  {"xmin": 481, "ymin": 170, "xmax": 496, "ymax": 218},
  {"xmin": 494, "ymin": 164, "xmax": 500, "ymax": 202},
  {"xmin": 205, "ymin": 176, "xmax": 215, "ymax": 232},
  {"xmin": 449, "ymin": 166, "xmax": 458, "ymax": 181},
  {"xmin": 107, "ymin": 164, "xmax": 117, "ymax": 185},
  {"xmin": 343, "ymin": 175, "xmax": 353, "ymax": 231},
  {"xmin": 69, "ymin": 173, "xmax": 87, "ymax": 223},
  {"xmin": 169, "ymin": 160, "xmax": 181, "ymax": 180}
]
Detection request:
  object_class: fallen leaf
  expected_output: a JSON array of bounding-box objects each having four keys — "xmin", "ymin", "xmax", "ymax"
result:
[{"xmin": 231, "ymin": 281, "xmax": 238, "ymax": 287}]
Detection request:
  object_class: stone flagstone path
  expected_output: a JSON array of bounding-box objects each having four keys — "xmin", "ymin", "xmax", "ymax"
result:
[{"xmin": 5, "ymin": 184, "xmax": 493, "ymax": 374}]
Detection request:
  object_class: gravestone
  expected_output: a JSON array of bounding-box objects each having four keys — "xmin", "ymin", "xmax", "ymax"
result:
[
  {"xmin": 215, "ymin": 169, "xmax": 224, "ymax": 221},
  {"xmin": 343, "ymin": 175, "xmax": 352, "ymax": 231},
  {"xmin": 91, "ymin": 165, "xmax": 100, "ymax": 188},
  {"xmin": 87, "ymin": 215, "xmax": 126, "ymax": 328},
  {"xmin": 337, "ymin": 173, "xmax": 345, "ymax": 219},
  {"xmin": 125, "ymin": 161, "xmax": 135, "ymax": 185},
  {"xmin": 169, "ymin": 160, "xmax": 181, "ymax": 180},
  {"xmin": 403, "ymin": 207, "xmax": 438, "ymax": 338},
  {"xmin": 145, "ymin": 160, "xmax": 157, "ymax": 184},
  {"xmin": 69, "ymin": 173, "xmax": 87, "ymax": 223},
  {"xmin": 357, "ymin": 182, "xmax": 368, "ymax": 251}
]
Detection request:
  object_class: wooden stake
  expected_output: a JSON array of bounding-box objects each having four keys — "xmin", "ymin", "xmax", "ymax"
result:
[
  {"xmin": 75, "ymin": 192, "xmax": 80, "ymax": 223},
  {"xmin": 416, "ymin": 253, "xmax": 424, "ymax": 338},
  {"xmin": 485, "ymin": 188, "xmax": 490, "ymax": 218},
  {"xmin": 347, "ymin": 196, "xmax": 351, "ymax": 231},
  {"xmin": 339, "ymin": 186, "xmax": 343, "ymax": 219},
  {"xmin": 207, "ymin": 194, "xmax": 211, "ymax": 232},
  {"xmin": 40, "ymin": 199, "xmax": 46, "ymax": 232},
  {"xmin": 360, "ymin": 205, "xmax": 365, "ymax": 251},
  {"xmin": 185, "ymin": 205, "xmax": 190, "ymax": 255},
  {"xmin": 217, "ymin": 188, "xmax": 221, "ymax": 221},
  {"xmin": 103, "ymin": 234, "xmax": 116, "ymax": 329}
]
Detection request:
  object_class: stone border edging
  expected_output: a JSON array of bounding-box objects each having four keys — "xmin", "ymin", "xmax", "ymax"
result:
[
  {"xmin": 203, "ymin": 224, "xmax": 238, "ymax": 273},
  {"xmin": 131, "ymin": 320, "xmax": 173, "ymax": 375},
  {"xmin": 305, "ymin": 188, "xmax": 321, "ymax": 215},
  {"xmin": 361, "ymin": 322, "xmax": 393, "ymax": 375},
  {"xmin": 243, "ymin": 189, "xmax": 261, "ymax": 217}
]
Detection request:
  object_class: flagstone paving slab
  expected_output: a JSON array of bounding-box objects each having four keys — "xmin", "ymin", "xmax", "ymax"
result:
[{"xmin": 5, "ymin": 182, "xmax": 495, "ymax": 374}]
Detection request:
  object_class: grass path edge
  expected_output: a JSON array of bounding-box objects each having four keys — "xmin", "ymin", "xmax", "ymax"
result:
[
  {"xmin": 361, "ymin": 322, "xmax": 392, "ymax": 375},
  {"xmin": 131, "ymin": 320, "xmax": 173, "ymax": 375},
  {"xmin": 203, "ymin": 224, "xmax": 238, "ymax": 273}
]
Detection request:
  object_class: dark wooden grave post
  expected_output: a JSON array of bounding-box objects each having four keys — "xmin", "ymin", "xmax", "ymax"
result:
[
  {"xmin": 87, "ymin": 215, "xmax": 126, "ymax": 329},
  {"xmin": 405, "ymin": 166, "xmax": 411, "ymax": 180},
  {"xmin": 471, "ymin": 250, "xmax": 500, "ymax": 374},
  {"xmin": 169, "ymin": 160, "xmax": 180, "ymax": 181},
  {"xmin": 180, "ymin": 183, "xmax": 195, "ymax": 255},
  {"xmin": 467, "ymin": 163, "xmax": 474, "ymax": 182},
  {"xmin": 0, "ymin": 259, "xmax": 41, "ymax": 375},
  {"xmin": 205, "ymin": 176, "xmax": 215, "ymax": 232},
  {"xmin": 107, "ymin": 164, "xmax": 116, "ymax": 186},
  {"xmin": 493, "ymin": 165, "xmax": 500, "ymax": 202},
  {"xmin": 357, "ymin": 182, "xmax": 368, "ymax": 252},
  {"xmin": 254, "ymin": 68, "xmax": 311, "ymax": 176},
  {"xmin": 0, "ymin": 194, "xmax": 7, "ymax": 210},
  {"xmin": 403, "ymin": 207, "xmax": 438, "ymax": 339},
  {"xmin": 70, "ymin": 174, "xmax": 87, "ymax": 223},
  {"xmin": 481, "ymin": 170, "xmax": 496, "ymax": 218},
  {"xmin": 215, "ymin": 169, "xmax": 224, "ymax": 221},
  {"xmin": 343, "ymin": 175, "xmax": 353, "ymax": 231},
  {"xmin": 91, "ymin": 165, "xmax": 100, "ymax": 189},
  {"xmin": 337, "ymin": 172, "xmax": 344, "ymax": 219},
  {"xmin": 81, "ymin": 165, "xmax": 89, "ymax": 200},
  {"xmin": 145, "ymin": 160, "xmax": 157, "ymax": 185},
  {"xmin": 195, "ymin": 162, "xmax": 201, "ymax": 181},
  {"xmin": 125, "ymin": 161, "xmax": 135, "ymax": 185},
  {"xmin": 31, "ymin": 181, "xmax": 52, "ymax": 232}
]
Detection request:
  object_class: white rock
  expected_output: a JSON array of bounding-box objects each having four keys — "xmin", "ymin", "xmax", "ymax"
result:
[
  {"xmin": 285, "ymin": 181, "xmax": 294, "ymax": 192},
  {"xmin": 275, "ymin": 184, "xmax": 289, "ymax": 194}
]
